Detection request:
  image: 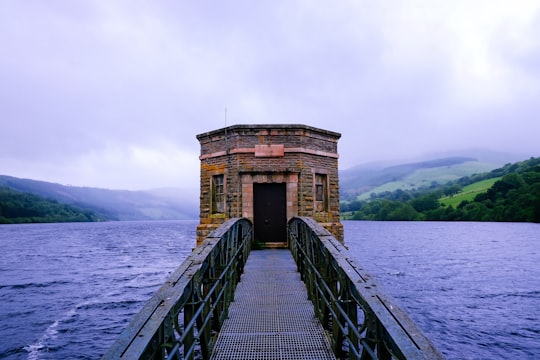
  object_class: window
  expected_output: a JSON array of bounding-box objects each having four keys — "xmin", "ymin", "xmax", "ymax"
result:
[
  {"xmin": 212, "ymin": 174, "xmax": 224, "ymax": 213},
  {"xmin": 315, "ymin": 183, "xmax": 324, "ymax": 201},
  {"xmin": 315, "ymin": 173, "xmax": 327, "ymax": 212}
]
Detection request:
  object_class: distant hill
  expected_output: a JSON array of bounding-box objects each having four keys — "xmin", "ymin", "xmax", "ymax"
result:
[
  {"xmin": 0, "ymin": 176, "xmax": 198, "ymax": 221},
  {"xmin": 1, "ymin": 150, "xmax": 530, "ymax": 222},
  {"xmin": 340, "ymin": 156, "xmax": 502, "ymax": 201},
  {"xmin": 0, "ymin": 187, "xmax": 102, "ymax": 223},
  {"xmin": 343, "ymin": 156, "xmax": 540, "ymax": 223}
]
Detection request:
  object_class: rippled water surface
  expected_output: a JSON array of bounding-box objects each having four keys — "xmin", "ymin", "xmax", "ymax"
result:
[
  {"xmin": 0, "ymin": 221, "xmax": 196, "ymax": 360},
  {"xmin": 343, "ymin": 221, "xmax": 540, "ymax": 359},
  {"xmin": 0, "ymin": 220, "xmax": 539, "ymax": 359}
]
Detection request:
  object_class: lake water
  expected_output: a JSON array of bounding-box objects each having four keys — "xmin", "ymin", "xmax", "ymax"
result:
[
  {"xmin": 343, "ymin": 221, "xmax": 540, "ymax": 359},
  {"xmin": 0, "ymin": 220, "xmax": 538, "ymax": 359}
]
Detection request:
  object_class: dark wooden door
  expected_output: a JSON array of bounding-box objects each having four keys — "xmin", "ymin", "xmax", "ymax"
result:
[{"xmin": 254, "ymin": 183, "xmax": 286, "ymax": 243}]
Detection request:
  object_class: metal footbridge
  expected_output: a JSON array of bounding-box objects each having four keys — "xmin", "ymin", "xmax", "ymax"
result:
[
  {"xmin": 211, "ymin": 249, "xmax": 334, "ymax": 360},
  {"xmin": 103, "ymin": 217, "xmax": 444, "ymax": 359}
]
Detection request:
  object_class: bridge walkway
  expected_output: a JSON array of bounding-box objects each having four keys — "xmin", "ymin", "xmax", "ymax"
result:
[{"xmin": 210, "ymin": 249, "xmax": 336, "ymax": 360}]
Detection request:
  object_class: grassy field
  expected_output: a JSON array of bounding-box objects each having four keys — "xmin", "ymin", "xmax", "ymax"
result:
[
  {"xmin": 357, "ymin": 161, "xmax": 499, "ymax": 200},
  {"xmin": 440, "ymin": 177, "xmax": 501, "ymax": 208}
]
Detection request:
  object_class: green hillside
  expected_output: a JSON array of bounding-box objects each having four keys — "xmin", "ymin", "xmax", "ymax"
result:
[
  {"xmin": 340, "ymin": 157, "xmax": 501, "ymax": 201},
  {"xmin": 343, "ymin": 156, "xmax": 540, "ymax": 223},
  {"xmin": 356, "ymin": 161, "xmax": 499, "ymax": 200},
  {"xmin": 0, "ymin": 187, "xmax": 102, "ymax": 223},
  {"xmin": 440, "ymin": 177, "xmax": 501, "ymax": 208}
]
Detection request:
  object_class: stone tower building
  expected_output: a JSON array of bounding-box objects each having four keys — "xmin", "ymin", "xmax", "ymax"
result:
[{"xmin": 196, "ymin": 124, "xmax": 343, "ymax": 246}]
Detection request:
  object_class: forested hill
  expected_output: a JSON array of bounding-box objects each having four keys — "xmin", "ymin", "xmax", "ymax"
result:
[
  {"xmin": 0, "ymin": 187, "xmax": 102, "ymax": 223},
  {"xmin": 342, "ymin": 157, "xmax": 540, "ymax": 223},
  {"xmin": 0, "ymin": 175, "xmax": 198, "ymax": 221}
]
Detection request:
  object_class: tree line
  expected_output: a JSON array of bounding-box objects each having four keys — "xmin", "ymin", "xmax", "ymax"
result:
[
  {"xmin": 0, "ymin": 187, "xmax": 102, "ymax": 224},
  {"xmin": 341, "ymin": 157, "xmax": 540, "ymax": 223}
]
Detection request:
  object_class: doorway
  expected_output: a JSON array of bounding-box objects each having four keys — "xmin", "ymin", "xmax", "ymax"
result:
[{"xmin": 253, "ymin": 183, "xmax": 287, "ymax": 246}]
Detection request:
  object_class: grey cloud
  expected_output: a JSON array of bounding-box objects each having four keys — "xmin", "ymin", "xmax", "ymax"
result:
[{"xmin": 1, "ymin": 1, "xmax": 539, "ymax": 189}]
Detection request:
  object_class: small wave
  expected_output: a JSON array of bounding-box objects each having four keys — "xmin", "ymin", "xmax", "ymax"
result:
[
  {"xmin": 0, "ymin": 346, "xmax": 30, "ymax": 358},
  {"xmin": 77, "ymin": 299, "xmax": 142, "ymax": 311},
  {"xmin": 24, "ymin": 320, "xmax": 60, "ymax": 360},
  {"xmin": 513, "ymin": 290, "xmax": 540, "ymax": 298},
  {"xmin": 475, "ymin": 290, "xmax": 540, "ymax": 300},
  {"xmin": 23, "ymin": 292, "xmax": 148, "ymax": 359},
  {"xmin": 524, "ymin": 327, "xmax": 540, "ymax": 335},
  {"xmin": 1, "ymin": 280, "xmax": 71, "ymax": 290},
  {"xmin": 2, "ymin": 308, "xmax": 35, "ymax": 317},
  {"xmin": 23, "ymin": 307, "xmax": 79, "ymax": 359}
]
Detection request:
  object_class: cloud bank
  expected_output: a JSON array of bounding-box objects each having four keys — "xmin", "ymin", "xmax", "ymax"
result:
[{"xmin": 1, "ymin": 1, "xmax": 539, "ymax": 190}]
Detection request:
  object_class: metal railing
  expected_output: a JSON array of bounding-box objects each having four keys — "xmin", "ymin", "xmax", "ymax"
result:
[
  {"xmin": 102, "ymin": 218, "xmax": 252, "ymax": 360},
  {"xmin": 289, "ymin": 217, "xmax": 445, "ymax": 360}
]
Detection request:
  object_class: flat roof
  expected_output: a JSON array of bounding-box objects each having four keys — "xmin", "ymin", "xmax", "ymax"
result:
[{"xmin": 196, "ymin": 124, "xmax": 341, "ymax": 140}]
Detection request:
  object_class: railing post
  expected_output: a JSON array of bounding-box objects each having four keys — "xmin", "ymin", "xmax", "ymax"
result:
[
  {"xmin": 198, "ymin": 281, "xmax": 212, "ymax": 359},
  {"xmin": 183, "ymin": 292, "xmax": 195, "ymax": 360},
  {"xmin": 343, "ymin": 283, "xmax": 360, "ymax": 360},
  {"xmin": 377, "ymin": 325, "xmax": 393, "ymax": 360}
]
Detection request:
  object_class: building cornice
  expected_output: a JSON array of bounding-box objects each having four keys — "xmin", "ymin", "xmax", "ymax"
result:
[{"xmin": 199, "ymin": 146, "xmax": 339, "ymax": 160}]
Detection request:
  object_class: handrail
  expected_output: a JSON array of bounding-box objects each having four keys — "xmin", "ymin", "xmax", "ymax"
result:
[
  {"xmin": 288, "ymin": 217, "xmax": 445, "ymax": 360},
  {"xmin": 102, "ymin": 218, "xmax": 252, "ymax": 360}
]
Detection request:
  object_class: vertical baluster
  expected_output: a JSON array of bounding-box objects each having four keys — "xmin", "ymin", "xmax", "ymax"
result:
[
  {"xmin": 183, "ymin": 290, "xmax": 195, "ymax": 360},
  {"xmin": 197, "ymin": 280, "xmax": 211, "ymax": 359},
  {"xmin": 344, "ymin": 279, "xmax": 360, "ymax": 360}
]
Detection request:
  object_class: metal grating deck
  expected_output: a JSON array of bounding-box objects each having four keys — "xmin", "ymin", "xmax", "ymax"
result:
[{"xmin": 210, "ymin": 249, "xmax": 336, "ymax": 360}]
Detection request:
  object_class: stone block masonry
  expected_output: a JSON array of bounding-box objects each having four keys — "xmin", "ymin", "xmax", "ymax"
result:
[{"xmin": 196, "ymin": 124, "xmax": 343, "ymax": 245}]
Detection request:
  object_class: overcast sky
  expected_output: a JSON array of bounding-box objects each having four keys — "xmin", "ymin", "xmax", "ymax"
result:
[{"xmin": 1, "ymin": 1, "xmax": 539, "ymax": 191}]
